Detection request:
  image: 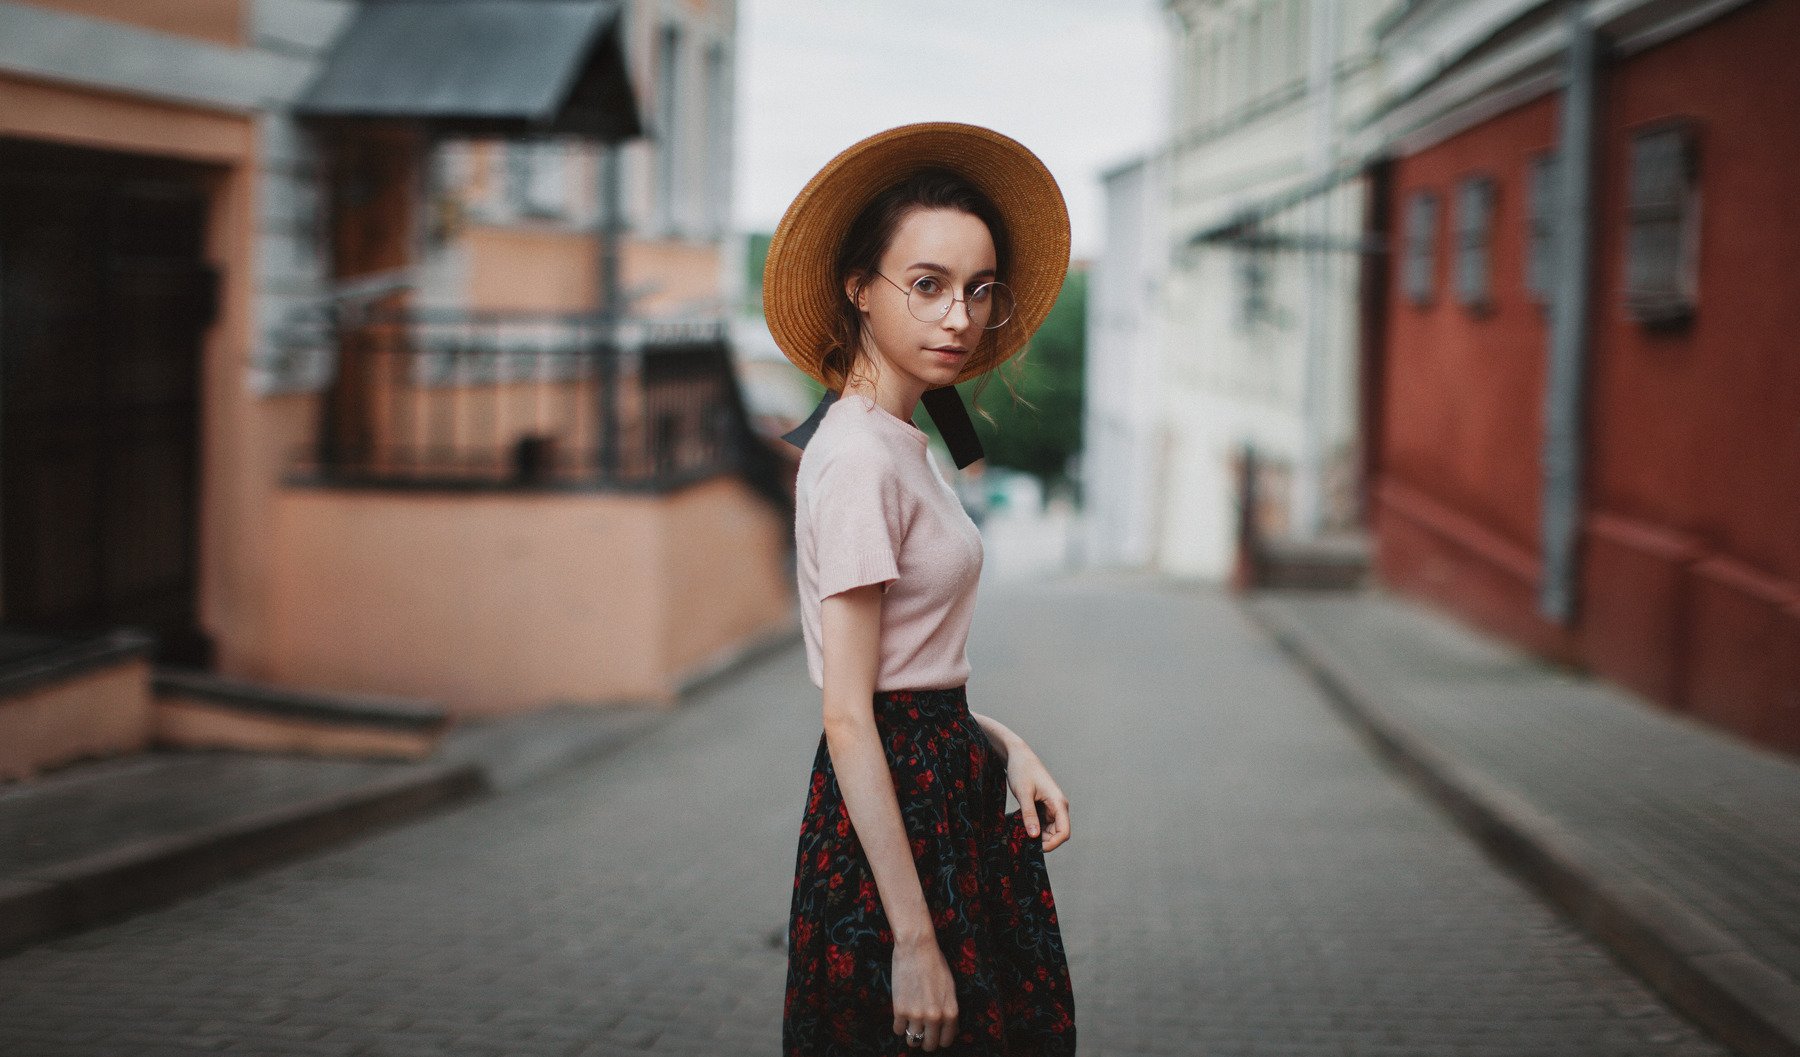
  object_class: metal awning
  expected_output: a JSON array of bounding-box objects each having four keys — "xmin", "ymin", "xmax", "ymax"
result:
[
  {"xmin": 1186, "ymin": 162, "xmax": 1381, "ymax": 254},
  {"xmin": 295, "ymin": 0, "xmax": 642, "ymax": 141}
]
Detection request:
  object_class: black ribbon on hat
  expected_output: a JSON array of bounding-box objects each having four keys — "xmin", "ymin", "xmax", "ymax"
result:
[{"xmin": 780, "ymin": 386, "xmax": 986, "ymax": 469}]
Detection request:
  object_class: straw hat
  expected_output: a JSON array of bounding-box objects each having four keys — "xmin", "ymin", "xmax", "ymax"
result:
[{"xmin": 766, "ymin": 122, "xmax": 1072, "ymax": 468}]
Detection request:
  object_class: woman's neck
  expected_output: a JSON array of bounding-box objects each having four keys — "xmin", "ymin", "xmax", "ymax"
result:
[{"xmin": 842, "ymin": 376, "xmax": 924, "ymax": 426}]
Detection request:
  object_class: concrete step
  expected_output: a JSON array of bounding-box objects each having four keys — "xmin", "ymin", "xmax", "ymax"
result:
[
  {"xmin": 0, "ymin": 702, "xmax": 668, "ymax": 956},
  {"xmin": 150, "ymin": 668, "xmax": 451, "ymax": 762},
  {"xmin": 0, "ymin": 628, "xmax": 157, "ymax": 783},
  {"xmin": 1256, "ymin": 530, "xmax": 1372, "ymax": 590}
]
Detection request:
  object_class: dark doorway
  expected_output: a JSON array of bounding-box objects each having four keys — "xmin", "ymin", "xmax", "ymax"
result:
[{"xmin": 0, "ymin": 138, "xmax": 218, "ymax": 665}]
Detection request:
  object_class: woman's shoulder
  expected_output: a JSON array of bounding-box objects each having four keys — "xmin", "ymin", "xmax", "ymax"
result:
[
  {"xmin": 797, "ymin": 421, "xmax": 916, "ymax": 522},
  {"xmin": 804, "ymin": 417, "xmax": 905, "ymax": 475}
]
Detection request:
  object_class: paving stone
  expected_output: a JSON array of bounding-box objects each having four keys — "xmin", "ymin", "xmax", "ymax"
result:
[{"xmin": 0, "ymin": 574, "xmax": 1732, "ymax": 1056}]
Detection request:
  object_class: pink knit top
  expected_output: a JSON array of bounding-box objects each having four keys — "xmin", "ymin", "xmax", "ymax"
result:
[{"xmin": 794, "ymin": 391, "xmax": 984, "ymax": 692}]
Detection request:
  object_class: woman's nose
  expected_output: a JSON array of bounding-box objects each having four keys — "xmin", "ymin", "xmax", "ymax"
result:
[{"xmin": 943, "ymin": 297, "xmax": 974, "ymax": 330}]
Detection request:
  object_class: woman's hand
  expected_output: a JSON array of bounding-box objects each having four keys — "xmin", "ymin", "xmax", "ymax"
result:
[
  {"xmin": 1006, "ymin": 748, "xmax": 1072, "ymax": 852},
  {"xmin": 891, "ymin": 933, "xmax": 959, "ymax": 1050}
]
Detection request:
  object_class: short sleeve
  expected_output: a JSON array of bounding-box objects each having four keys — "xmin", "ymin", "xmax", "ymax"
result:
[{"xmin": 810, "ymin": 434, "xmax": 907, "ymax": 601}]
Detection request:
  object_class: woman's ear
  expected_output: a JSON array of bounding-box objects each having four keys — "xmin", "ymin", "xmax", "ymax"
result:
[{"xmin": 843, "ymin": 273, "xmax": 867, "ymax": 312}]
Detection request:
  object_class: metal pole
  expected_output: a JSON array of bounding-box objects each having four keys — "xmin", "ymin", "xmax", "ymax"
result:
[
  {"xmin": 1294, "ymin": 0, "xmax": 1339, "ymax": 537},
  {"xmin": 596, "ymin": 141, "xmax": 624, "ymax": 480},
  {"xmin": 597, "ymin": 142, "xmax": 623, "ymax": 328},
  {"xmin": 1540, "ymin": 7, "xmax": 1601, "ymax": 623}
]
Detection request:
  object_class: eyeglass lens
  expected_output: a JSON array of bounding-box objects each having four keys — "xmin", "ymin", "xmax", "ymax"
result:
[{"xmin": 908, "ymin": 276, "xmax": 1015, "ymax": 330}]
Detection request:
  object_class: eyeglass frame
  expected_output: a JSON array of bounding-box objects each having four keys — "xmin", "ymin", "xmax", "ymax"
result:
[{"xmin": 870, "ymin": 270, "xmax": 1015, "ymax": 330}]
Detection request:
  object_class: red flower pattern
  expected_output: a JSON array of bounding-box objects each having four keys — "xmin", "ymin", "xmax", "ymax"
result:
[{"xmin": 783, "ymin": 685, "xmax": 1075, "ymax": 1056}]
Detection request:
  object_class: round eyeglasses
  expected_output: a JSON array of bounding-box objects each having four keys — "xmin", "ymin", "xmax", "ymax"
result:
[{"xmin": 874, "ymin": 272, "xmax": 1016, "ymax": 330}]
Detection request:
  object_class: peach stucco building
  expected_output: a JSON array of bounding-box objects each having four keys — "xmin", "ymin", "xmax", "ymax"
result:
[{"xmin": 0, "ymin": 0, "xmax": 795, "ymax": 782}]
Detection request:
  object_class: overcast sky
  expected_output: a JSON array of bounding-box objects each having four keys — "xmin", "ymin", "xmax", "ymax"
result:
[{"xmin": 732, "ymin": 0, "xmax": 1171, "ymax": 260}]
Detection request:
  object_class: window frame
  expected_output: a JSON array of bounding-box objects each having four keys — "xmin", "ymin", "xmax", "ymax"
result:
[
  {"xmin": 1233, "ymin": 231, "xmax": 1275, "ymax": 330},
  {"xmin": 1453, "ymin": 172, "xmax": 1498, "ymax": 314},
  {"xmin": 506, "ymin": 137, "xmax": 567, "ymax": 220},
  {"xmin": 1622, "ymin": 117, "xmax": 1702, "ymax": 329},
  {"xmin": 1402, "ymin": 188, "xmax": 1439, "ymax": 308},
  {"xmin": 1524, "ymin": 149, "xmax": 1559, "ymax": 308},
  {"xmin": 655, "ymin": 21, "xmax": 683, "ymax": 235}
]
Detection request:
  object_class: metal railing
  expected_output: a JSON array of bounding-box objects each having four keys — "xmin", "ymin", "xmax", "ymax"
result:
[{"xmin": 289, "ymin": 308, "xmax": 788, "ymax": 507}]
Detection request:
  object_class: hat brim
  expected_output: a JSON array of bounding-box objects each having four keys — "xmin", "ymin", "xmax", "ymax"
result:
[{"xmin": 762, "ymin": 122, "xmax": 1072, "ymax": 389}]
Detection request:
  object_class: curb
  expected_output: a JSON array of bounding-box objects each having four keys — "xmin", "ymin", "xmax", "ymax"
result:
[
  {"xmin": 674, "ymin": 616, "xmax": 804, "ymax": 700},
  {"xmin": 0, "ymin": 761, "xmax": 486, "ymax": 955},
  {"xmin": 0, "ymin": 625, "xmax": 807, "ymax": 958},
  {"xmin": 1240, "ymin": 593, "xmax": 1800, "ymax": 1057}
]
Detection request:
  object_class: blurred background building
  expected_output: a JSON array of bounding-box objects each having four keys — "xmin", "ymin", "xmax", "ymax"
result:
[
  {"xmin": 4, "ymin": 0, "xmax": 1794, "ymax": 780},
  {"xmin": 1084, "ymin": 154, "xmax": 1171, "ymax": 570},
  {"xmin": 0, "ymin": 0, "xmax": 796, "ymax": 781},
  {"xmin": 1084, "ymin": 0, "xmax": 1798, "ymax": 754},
  {"xmin": 1366, "ymin": 0, "xmax": 1800, "ymax": 754},
  {"xmin": 1133, "ymin": 0, "xmax": 1383, "ymax": 582}
]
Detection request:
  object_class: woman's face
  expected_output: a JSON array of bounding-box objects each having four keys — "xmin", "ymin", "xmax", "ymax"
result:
[{"xmin": 847, "ymin": 206, "xmax": 998, "ymax": 392}]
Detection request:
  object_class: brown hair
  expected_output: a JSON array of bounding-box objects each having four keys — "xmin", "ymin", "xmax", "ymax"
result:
[{"xmin": 819, "ymin": 167, "xmax": 1023, "ymax": 423}]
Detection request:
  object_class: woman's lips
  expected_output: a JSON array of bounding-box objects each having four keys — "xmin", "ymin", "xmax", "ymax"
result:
[{"xmin": 931, "ymin": 347, "xmax": 967, "ymax": 361}]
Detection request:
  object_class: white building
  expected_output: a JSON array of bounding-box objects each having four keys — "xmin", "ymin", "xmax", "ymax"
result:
[
  {"xmin": 1081, "ymin": 151, "xmax": 1171, "ymax": 570},
  {"xmin": 1093, "ymin": 0, "xmax": 1389, "ymax": 581}
]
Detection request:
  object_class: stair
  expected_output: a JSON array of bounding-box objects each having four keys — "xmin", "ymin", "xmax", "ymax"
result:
[
  {"xmin": 1254, "ymin": 530, "xmax": 1372, "ymax": 590},
  {"xmin": 151, "ymin": 669, "xmax": 452, "ymax": 763},
  {"xmin": 0, "ymin": 629, "xmax": 158, "ymax": 783}
]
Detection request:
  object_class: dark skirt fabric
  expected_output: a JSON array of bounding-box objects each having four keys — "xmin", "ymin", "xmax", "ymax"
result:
[{"xmin": 782, "ymin": 685, "xmax": 1076, "ymax": 1056}]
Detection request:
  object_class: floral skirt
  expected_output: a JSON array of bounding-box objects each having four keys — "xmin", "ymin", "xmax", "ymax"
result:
[{"xmin": 782, "ymin": 685, "xmax": 1076, "ymax": 1056}]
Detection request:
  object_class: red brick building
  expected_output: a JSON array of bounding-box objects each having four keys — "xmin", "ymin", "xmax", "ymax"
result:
[{"xmin": 1367, "ymin": 0, "xmax": 1800, "ymax": 753}]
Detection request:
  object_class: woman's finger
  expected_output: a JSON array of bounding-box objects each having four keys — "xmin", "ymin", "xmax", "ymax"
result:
[
  {"xmin": 1051, "ymin": 797, "xmax": 1072, "ymax": 847},
  {"xmin": 897, "ymin": 1019, "xmax": 923, "ymax": 1048},
  {"xmin": 1021, "ymin": 791, "xmax": 1043, "ymax": 836}
]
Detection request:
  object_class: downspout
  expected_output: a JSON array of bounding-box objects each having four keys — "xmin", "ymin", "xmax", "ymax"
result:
[
  {"xmin": 1539, "ymin": 6, "xmax": 1604, "ymax": 623},
  {"xmin": 1295, "ymin": 0, "xmax": 1340, "ymax": 537},
  {"xmin": 596, "ymin": 143, "xmax": 624, "ymax": 481}
]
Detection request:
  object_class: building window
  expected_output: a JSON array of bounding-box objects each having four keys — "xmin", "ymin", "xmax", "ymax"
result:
[
  {"xmin": 704, "ymin": 42, "xmax": 729, "ymax": 238},
  {"xmin": 1235, "ymin": 236, "xmax": 1274, "ymax": 328},
  {"xmin": 656, "ymin": 22, "xmax": 683, "ymax": 234},
  {"xmin": 1205, "ymin": 37, "xmax": 1223, "ymax": 123},
  {"xmin": 507, "ymin": 138, "xmax": 567, "ymax": 219},
  {"xmin": 1623, "ymin": 120, "xmax": 1699, "ymax": 327},
  {"xmin": 1525, "ymin": 151, "xmax": 1558, "ymax": 305},
  {"xmin": 1402, "ymin": 189, "xmax": 1438, "ymax": 306},
  {"xmin": 1454, "ymin": 174, "xmax": 1496, "ymax": 311},
  {"xmin": 1247, "ymin": 5, "xmax": 1265, "ymax": 100},
  {"xmin": 1281, "ymin": 0, "xmax": 1296, "ymax": 91},
  {"xmin": 1293, "ymin": 0, "xmax": 1311, "ymax": 86}
]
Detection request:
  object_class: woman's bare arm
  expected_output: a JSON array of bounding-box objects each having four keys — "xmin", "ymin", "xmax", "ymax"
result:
[
  {"xmin": 966, "ymin": 710, "xmax": 1023, "ymax": 764},
  {"xmin": 819, "ymin": 584, "xmax": 936, "ymax": 946},
  {"xmin": 967, "ymin": 710, "xmax": 1072, "ymax": 851}
]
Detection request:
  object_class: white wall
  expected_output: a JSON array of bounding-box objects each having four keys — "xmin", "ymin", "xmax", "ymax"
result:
[
  {"xmin": 1082, "ymin": 152, "xmax": 1170, "ymax": 570},
  {"xmin": 1142, "ymin": 0, "xmax": 1386, "ymax": 580}
]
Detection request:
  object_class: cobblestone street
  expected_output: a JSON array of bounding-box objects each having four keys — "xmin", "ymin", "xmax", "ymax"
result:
[{"xmin": 0, "ymin": 574, "xmax": 1731, "ymax": 1057}]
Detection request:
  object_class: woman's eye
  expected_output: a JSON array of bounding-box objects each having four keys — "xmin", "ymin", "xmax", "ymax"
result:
[
  {"xmin": 915, "ymin": 277, "xmax": 942, "ymax": 295},
  {"xmin": 968, "ymin": 285, "xmax": 990, "ymax": 302}
]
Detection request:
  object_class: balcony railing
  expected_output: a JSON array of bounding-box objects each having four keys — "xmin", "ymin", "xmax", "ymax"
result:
[{"xmin": 288, "ymin": 308, "xmax": 788, "ymax": 507}]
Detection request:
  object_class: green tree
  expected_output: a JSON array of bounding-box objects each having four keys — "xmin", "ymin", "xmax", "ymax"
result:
[
  {"xmin": 743, "ymin": 232, "xmax": 773, "ymax": 317},
  {"xmin": 963, "ymin": 268, "xmax": 1087, "ymax": 500}
]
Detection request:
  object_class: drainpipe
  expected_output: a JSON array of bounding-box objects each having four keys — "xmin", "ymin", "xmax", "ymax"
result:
[
  {"xmin": 596, "ymin": 142, "xmax": 624, "ymax": 480},
  {"xmin": 1540, "ymin": 6, "xmax": 1603, "ymax": 623},
  {"xmin": 597, "ymin": 143, "xmax": 624, "ymax": 329},
  {"xmin": 1294, "ymin": 0, "xmax": 1339, "ymax": 538}
]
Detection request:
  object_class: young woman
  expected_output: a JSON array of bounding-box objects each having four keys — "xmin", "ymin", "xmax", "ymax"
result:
[{"xmin": 765, "ymin": 123, "xmax": 1078, "ymax": 1056}]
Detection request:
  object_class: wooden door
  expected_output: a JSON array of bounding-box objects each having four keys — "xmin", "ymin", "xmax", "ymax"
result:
[{"xmin": 0, "ymin": 138, "xmax": 216, "ymax": 664}]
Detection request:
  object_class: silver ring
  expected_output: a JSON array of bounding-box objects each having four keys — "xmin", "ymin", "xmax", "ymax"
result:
[{"xmin": 906, "ymin": 1029, "xmax": 924, "ymax": 1042}]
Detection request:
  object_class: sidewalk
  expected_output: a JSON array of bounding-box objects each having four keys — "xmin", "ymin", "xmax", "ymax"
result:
[
  {"xmin": 1243, "ymin": 585, "xmax": 1800, "ymax": 1057},
  {"xmin": 0, "ymin": 700, "xmax": 672, "ymax": 957}
]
